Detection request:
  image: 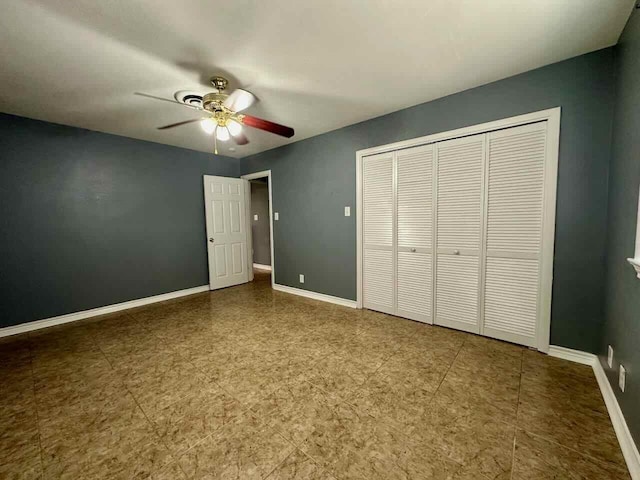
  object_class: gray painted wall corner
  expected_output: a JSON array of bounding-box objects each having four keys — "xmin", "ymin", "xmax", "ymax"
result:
[{"xmin": 602, "ymin": 6, "xmax": 640, "ymax": 449}]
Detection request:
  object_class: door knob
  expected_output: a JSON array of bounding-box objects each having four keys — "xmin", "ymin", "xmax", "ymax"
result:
[
  {"xmin": 453, "ymin": 249, "xmax": 460, "ymax": 255},
  {"xmin": 209, "ymin": 238, "xmax": 214, "ymax": 243},
  {"xmin": 410, "ymin": 248, "xmax": 417, "ymax": 252}
]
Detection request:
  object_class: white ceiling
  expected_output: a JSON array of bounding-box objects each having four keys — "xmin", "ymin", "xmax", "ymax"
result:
[{"xmin": 0, "ymin": 0, "xmax": 634, "ymax": 158}]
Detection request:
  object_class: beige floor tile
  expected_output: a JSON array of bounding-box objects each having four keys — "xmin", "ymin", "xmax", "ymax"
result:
[
  {"xmin": 150, "ymin": 382, "xmax": 246, "ymax": 455},
  {"xmin": 512, "ymin": 429, "xmax": 631, "ymax": 479},
  {"xmin": 265, "ymin": 449, "xmax": 336, "ymax": 479},
  {"xmin": 176, "ymin": 412, "xmax": 295, "ymax": 479},
  {"xmin": 517, "ymin": 377, "xmax": 627, "ymax": 468},
  {"xmin": 348, "ymin": 372, "xmax": 434, "ymax": 434},
  {"xmin": 303, "ymin": 353, "xmax": 372, "ymax": 401},
  {"xmin": 410, "ymin": 396, "xmax": 516, "ymax": 479},
  {"xmin": 0, "ymin": 270, "xmax": 630, "ymax": 479},
  {"xmin": 0, "ymin": 405, "xmax": 42, "ymax": 480}
]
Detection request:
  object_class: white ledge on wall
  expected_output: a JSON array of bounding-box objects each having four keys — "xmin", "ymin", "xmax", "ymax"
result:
[{"xmin": 627, "ymin": 258, "xmax": 640, "ymax": 279}]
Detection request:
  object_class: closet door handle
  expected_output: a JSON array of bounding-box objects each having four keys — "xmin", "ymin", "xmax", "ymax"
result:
[
  {"xmin": 410, "ymin": 248, "xmax": 417, "ymax": 252},
  {"xmin": 453, "ymin": 249, "xmax": 460, "ymax": 255}
]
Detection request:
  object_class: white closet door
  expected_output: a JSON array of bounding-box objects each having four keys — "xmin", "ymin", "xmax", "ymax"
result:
[
  {"xmin": 362, "ymin": 152, "xmax": 395, "ymax": 315},
  {"xmin": 435, "ymin": 134, "xmax": 485, "ymax": 333},
  {"xmin": 396, "ymin": 145, "xmax": 434, "ymax": 323},
  {"xmin": 482, "ymin": 122, "xmax": 547, "ymax": 347}
]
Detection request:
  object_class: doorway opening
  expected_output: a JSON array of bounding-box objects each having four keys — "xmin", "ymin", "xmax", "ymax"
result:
[{"xmin": 241, "ymin": 170, "xmax": 275, "ymax": 288}]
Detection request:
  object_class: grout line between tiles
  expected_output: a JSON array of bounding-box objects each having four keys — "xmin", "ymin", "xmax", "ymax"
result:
[
  {"xmin": 510, "ymin": 349, "xmax": 524, "ymax": 480},
  {"xmin": 519, "ymin": 428, "xmax": 631, "ymax": 473},
  {"xmin": 26, "ymin": 333, "xmax": 45, "ymax": 479}
]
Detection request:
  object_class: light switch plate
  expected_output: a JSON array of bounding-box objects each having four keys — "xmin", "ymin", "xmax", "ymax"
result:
[
  {"xmin": 274, "ymin": 212, "xmax": 279, "ymax": 221},
  {"xmin": 253, "ymin": 214, "xmax": 258, "ymax": 221},
  {"xmin": 608, "ymin": 345, "xmax": 614, "ymax": 368},
  {"xmin": 344, "ymin": 206, "xmax": 351, "ymax": 217},
  {"xmin": 619, "ymin": 365, "xmax": 626, "ymax": 392},
  {"xmin": 299, "ymin": 274, "xmax": 305, "ymax": 284}
]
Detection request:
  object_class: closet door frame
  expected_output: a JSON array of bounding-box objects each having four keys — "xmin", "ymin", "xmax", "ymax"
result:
[{"xmin": 356, "ymin": 107, "xmax": 560, "ymax": 353}]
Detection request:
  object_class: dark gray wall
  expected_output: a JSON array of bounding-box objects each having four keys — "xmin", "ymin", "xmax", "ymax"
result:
[
  {"xmin": 0, "ymin": 113, "xmax": 239, "ymax": 328},
  {"xmin": 250, "ymin": 181, "xmax": 271, "ymax": 266},
  {"xmin": 601, "ymin": 8, "xmax": 640, "ymax": 448},
  {"xmin": 241, "ymin": 48, "xmax": 616, "ymax": 353}
]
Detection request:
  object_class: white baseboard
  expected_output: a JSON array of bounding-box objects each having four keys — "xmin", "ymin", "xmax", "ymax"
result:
[
  {"xmin": 593, "ymin": 356, "xmax": 640, "ymax": 479},
  {"xmin": 0, "ymin": 285, "xmax": 210, "ymax": 339},
  {"xmin": 548, "ymin": 345, "xmax": 640, "ymax": 479},
  {"xmin": 273, "ymin": 283, "xmax": 357, "ymax": 308},
  {"xmin": 253, "ymin": 263, "xmax": 272, "ymax": 272},
  {"xmin": 548, "ymin": 345, "xmax": 597, "ymax": 366}
]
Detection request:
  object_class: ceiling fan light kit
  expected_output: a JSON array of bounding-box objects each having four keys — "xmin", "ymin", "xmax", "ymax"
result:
[{"xmin": 136, "ymin": 75, "xmax": 295, "ymax": 155}]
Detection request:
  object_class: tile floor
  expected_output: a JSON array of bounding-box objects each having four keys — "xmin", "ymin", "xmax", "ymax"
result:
[{"xmin": 0, "ymin": 271, "xmax": 631, "ymax": 479}]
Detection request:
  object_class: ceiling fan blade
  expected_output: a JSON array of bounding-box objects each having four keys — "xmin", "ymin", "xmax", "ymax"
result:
[
  {"xmin": 223, "ymin": 89, "xmax": 257, "ymax": 112},
  {"xmin": 157, "ymin": 118, "xmax": 202, "ymax": 130},
  {"xmin": 231, "ymin": 131, "xmax": 249, "ymax": 145},
  {"xmin": 134, "ymin": 92, "xmax": 204, "ymax": 111},
  {"xmin": 240, "ymin": 115, "xmax": 294, "ymax": 138}
]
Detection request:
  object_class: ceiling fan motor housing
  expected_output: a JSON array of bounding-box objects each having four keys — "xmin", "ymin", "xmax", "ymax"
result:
[{"xmin": 202, "ymin": 92, "xmax": 229, "ymax": 112}]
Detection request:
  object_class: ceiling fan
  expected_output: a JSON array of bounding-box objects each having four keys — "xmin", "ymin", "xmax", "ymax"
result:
[{"xmin": 135, "ymin": 76, "xmax": 294, "ymax": 154}]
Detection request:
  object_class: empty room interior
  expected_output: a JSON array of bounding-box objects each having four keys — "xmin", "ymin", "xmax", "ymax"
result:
[{"xmin": 1, "ymin": 1, "xmax": 640, "ymax": 479}]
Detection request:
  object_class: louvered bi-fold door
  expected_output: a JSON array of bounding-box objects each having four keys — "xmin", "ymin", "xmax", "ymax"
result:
[
  {"xmin": 362, "ymin": 152, "xmax": 395, "ymax": 315},
  {"xmin": 482, "ymin": 122, "xmax": 547, "ymax": 347},
  {"xmin": 435, "ymin": 135, "xmax": 486, "ymax": 334},
  {"xmin": 396, "ymin": 145, "xmax": 434, "ymax": 323}
]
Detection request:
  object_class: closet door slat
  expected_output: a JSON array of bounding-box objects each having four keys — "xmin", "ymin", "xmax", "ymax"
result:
[
  {"xmin": 396, "ymin": 145, "xmax": 434, "ymax": 323},
  {"xmin": 435, "ymin": 135, "xmax": 485, "ymax": 334},
  {"xmin": 482, "ymin": 122, "xmax": 547, "ymax": 347},
  {"xmin": 362, "ymin": 152, "xmax": 395, "ymax": 315}
]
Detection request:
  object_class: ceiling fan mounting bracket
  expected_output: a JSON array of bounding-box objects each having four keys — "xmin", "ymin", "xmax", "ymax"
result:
[{"xmin": 210, "ymin": 76, "xmax": 229, "ymax": 92}]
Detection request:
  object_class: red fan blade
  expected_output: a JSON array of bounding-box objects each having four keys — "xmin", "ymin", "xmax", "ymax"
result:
[
  {"xmin": 240, "ymin": 115, "xmax": 294, "ymax": 138},
  {"xmin": 223, "ymin": 89, "xmax": 256, "ymax": 112},
  {"xmin": 231, "ymin": 131, "xmax": 250, "ymax": 145},
  {"xmin": 157, "ymin": 118, "xmax": 202, "ymax": 130}
]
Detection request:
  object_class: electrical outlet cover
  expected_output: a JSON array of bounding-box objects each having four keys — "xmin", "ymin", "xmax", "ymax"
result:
[
  {"xmin": 344, "ymin": 206, "xmax": 351, "ymax": 217},
  {"xmin": 619, "ymin": 365, "xmax": 626, "ymax": 392},
  {"xmin": 608, "ymin": 345, "xmax": 614, "ymax": 369},
  {"xmin": 299, "ymin": 274, "xmax": 304, "ymax": 283},
  {"xmin": 274, "ymin": 212, "xmax": 279, "ymax": 221},
  {"xmin": 254, "ymin": 214, "xmax": 258, "ymax": 221}
]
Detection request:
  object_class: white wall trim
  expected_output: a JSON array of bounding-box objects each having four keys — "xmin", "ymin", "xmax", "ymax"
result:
[
  {"xmin": 548, "ymin": 345, "xmax": 596, "ymax": 366},
  {"xmin": 593, "ymin": 356, "xmax": 640, "ymax": 479},
  {"xmin": 0, "ymin": 285, "xmax": 209, "ymax": 339},
  {"xmin": 242, "ymin": 170, "xmax": 275, "ymax": 289},
  {"xmin": 253, "ymin": 263, "xmax": 272, "ymax": 272},
  {"xmin": 273, "ymin": 283, "xmax": 357, "ymax": 308},
  {"xmin": 356, "ymin": 107, "xmax": 561, "ymax": 354},
  {"xmin": 548, "ymin": 345, "xmax": 640, "ymax": 479}
]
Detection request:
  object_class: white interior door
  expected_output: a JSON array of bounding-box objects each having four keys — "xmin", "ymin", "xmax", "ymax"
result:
[
  {"xmin": 435, "ymin": 134, "xmax": 486, "ymax": 334},
  {"xmin": 204, "ymin": 175, "xmax": 249, "ymax": 290},
  {"xmin": 482, "ymin": 122, "xmax": 547, "ymax": 347},
  {"xmin": 362, "ymin": 152, "xmax": 395, "ymax": 315},
  {"xmin": 396, "ymin": 145, "xmax": 434, "ymax": 323}
]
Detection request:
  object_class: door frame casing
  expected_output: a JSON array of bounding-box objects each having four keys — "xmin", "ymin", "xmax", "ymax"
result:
[
  {"xmin": 241, "ymin": 170, "xmax": 275, "ymax": 289},
  {"xmin": 356, "ymin": 107, "xmax": 561, "ymax": 353}
]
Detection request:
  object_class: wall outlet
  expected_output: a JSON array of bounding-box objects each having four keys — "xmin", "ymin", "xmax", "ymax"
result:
[
  {"xmin": 299, "ymin": 274, "xmax": 305, "ymax": 284},
  {"xmin": 274, "ymin": 212, "xmax": 279, "ymax": 221},
  {"xmin": 253, "ymin": 214, "xmax": 258, "ymax": 221},
  {"xmin": 619, "ymin": 365, "xmax": 626, "ymax": 392},
  {"xmin": 344, "ymin": 206, "xmax": 351, "ymax": 217},
  {"xmin": 608, "ymin": 345, "xmax": 614, "ymax": 368}
]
